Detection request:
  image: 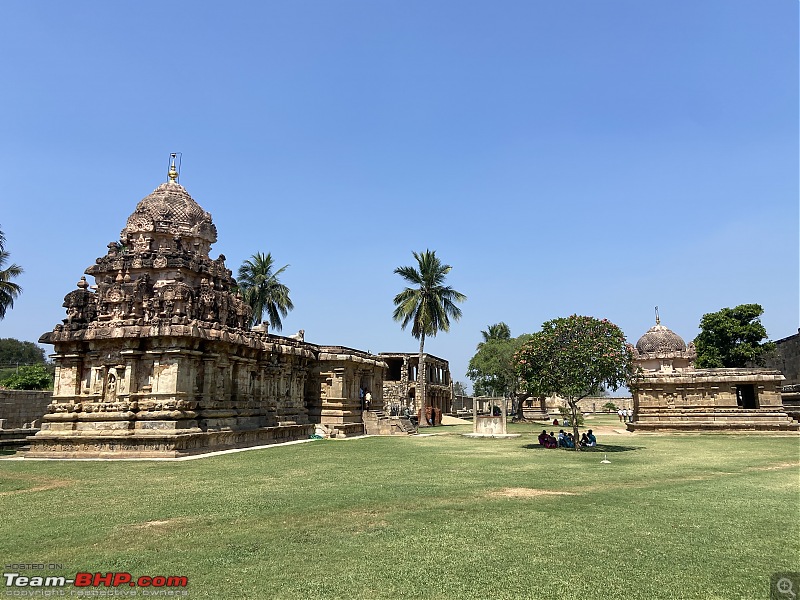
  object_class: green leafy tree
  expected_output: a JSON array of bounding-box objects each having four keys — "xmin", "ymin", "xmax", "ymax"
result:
[
  {"xmin": 603, "ymin": 401, "xmax": 619, "ymax": 413},
  {"xmin": 478, "ymin": 322, "xmax": 511, "ymax": 346},
  {"xmin": 237, "ymin": 252, "xmax": 294, "ymax": 332},
  {"xmin": 393, "ymin": 250, "xmax": 466, "ymax": 427},
  {"xmin": 468, "ymin": 328, "xmax": 532, "ymax": 397},
  {"xmin": 515, "ymin": 315, "xmax": 634, "ymax": 450},
  {"xmin": 694, "ymin": 304, "xmax": 775, "ymax": 368},
  {"xmin": 0, "ymin": 338, "xmax": 46, "ymax": 366},
  {"xmin": 0, "ymin": 226, "xmax": 23, "ymax": 320},
  {"xmin": 1, "ymin": 364, "xmax": 52, "ymax": 390}
]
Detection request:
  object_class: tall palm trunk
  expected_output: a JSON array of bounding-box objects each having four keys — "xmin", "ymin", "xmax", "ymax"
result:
[{"xmin": 417, "ymin": 333, "xmax": 428, "ymax": 427}]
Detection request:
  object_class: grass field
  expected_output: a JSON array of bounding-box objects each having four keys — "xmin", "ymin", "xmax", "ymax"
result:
[{"xmin": 1, "ymin": 417, "xmax": 798, "ymax": 599}]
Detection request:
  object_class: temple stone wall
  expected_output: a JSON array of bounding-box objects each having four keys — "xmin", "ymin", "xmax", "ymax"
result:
[
  {"xmin": 761, "ymin": 330, "xmax": 800, "ymax": 387},
  {"xmin": 0, "ymin": 390, "xmax": 51, "ymax": 429},
  {"xmin": 631, "ymin": 368, "xmax": 797, "ymax": 431}
]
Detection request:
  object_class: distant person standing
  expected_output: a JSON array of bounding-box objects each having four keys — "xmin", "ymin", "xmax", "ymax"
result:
[
  {"xmin": 618, "ymin": 408, "xmax": 624, "ymax": 422},
  {"xmin": 365, "ymin": 390, "xmax": 372, "ymax": 411}
]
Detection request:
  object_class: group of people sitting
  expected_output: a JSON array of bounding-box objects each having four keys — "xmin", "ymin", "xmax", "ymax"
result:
[{"xmin": 538, "ymin": 429, "xmax": 597, "ymax": 449}]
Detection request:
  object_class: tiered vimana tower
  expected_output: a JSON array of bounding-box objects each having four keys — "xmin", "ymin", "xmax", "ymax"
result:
[{"xmin": 29, "ymin": 161, "xmax": 324, "ymax": 457}]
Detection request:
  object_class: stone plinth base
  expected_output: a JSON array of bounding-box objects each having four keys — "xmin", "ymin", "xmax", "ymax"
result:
[
  {"xmin": 0, "ymin": 428, "xmax": 40, "ymax": 450},
  {"xmin": 25, "ymin": 424, "xmax": 314, "ymax": 459},
  {"xmin": 628, "ymin": 410, "xmax": 799, "ymax": 432},
  {"xmin": 521, "ymin": 408, "xmax": 549, "ymax": 421},
  {"xmin": 782, "ymin": 389, "xmax": 800, "ymax": 421},
  {"xmin": 474, "ymin": 416, "xmax": 506, "ymax": 435},
  {"xmin": 363, "ymin": 412, "xmax": 416, "ymax": 435},
  {"xmin": 334, "ymin": 423, "xmax": 366, "ymax": 437}
]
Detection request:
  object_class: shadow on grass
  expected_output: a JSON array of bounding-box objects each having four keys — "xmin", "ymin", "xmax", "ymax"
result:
[{"xmin": 521, "ymin": 443, "xmax": 644, "ymax": 453}]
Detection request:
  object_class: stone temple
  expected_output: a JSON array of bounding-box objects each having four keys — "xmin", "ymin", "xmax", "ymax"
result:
[
  {"xmin": 628, "ymin": 317, "xmax": 798, "ymax": 431},
  {"xmin": 28, "ymin": 167, "xmax": 393, "ymax": 457}
]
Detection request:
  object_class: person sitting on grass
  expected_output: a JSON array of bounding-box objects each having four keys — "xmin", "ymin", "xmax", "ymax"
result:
[
  {"xmin": 557, "ymin": 430, "xmax": 567, "ymax": 447},
  {"xmin": 580, "ymin": 433, "xmax": 590, "ymax": 447},
  {"xmin": 586, "ymin": 429, "xmax": 597, "ymax": 447},
  {"xmin": 563, "ymin": 433, "xmax": 575, "ymax": 449},
  {"xmin": 544, "ymin": 431, "xmax": 558, "ymax": 449},
  {"xmin": 538, "ymin": 430, "xmax": 549, "ymax": 446}
]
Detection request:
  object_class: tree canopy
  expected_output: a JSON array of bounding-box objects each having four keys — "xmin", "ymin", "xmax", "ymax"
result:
[
  {"xmin": 693, "ymin": 304, "xmax": 775, "ymax": 368},
  {"xmin": 478, "ymin": 322, "xmax": 511, "ymax": 347},
  {"xmin": 0, "ymin": 338, "xmax": 47, "ymax": 366},
  {"xmin": 0, "ymin": 226, "xmax": 23, "ymax": 320},
  {"xmin": 393, "ymin": 249, "xmax": 466, "ymax": 426},
  {"xmin": 468, "ymin": 325, "xmax": 531, "ymax": 398},
  {"xmin": 515, "ymin": 315, "xmax": 634, "ymax": 449},
  {"xmin": 0, "ymin": 364, "xmax": 52, "ymax": 390},
  {"xmin": 237, "ymin": 252, "xmax": 294, "ymax": 332}
]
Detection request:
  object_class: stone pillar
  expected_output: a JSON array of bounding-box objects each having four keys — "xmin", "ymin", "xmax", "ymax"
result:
[{"xmin": 120, "ymin": 350, "xmax": 142, "ymax": 399}]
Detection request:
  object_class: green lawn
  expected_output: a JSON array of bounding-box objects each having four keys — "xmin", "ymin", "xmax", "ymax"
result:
[{"xmin": 1, "ymin": 424, "xmax": 798, "ymax": 600}]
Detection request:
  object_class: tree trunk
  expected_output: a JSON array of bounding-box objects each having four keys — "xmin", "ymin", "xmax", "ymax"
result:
[
  {"xmin": 417, "ymin": 334, "xmax": 428, "ymax": 427},
  {"xmin": 569, "ymin": 398, "xmax": 581, "ymax": 451}
]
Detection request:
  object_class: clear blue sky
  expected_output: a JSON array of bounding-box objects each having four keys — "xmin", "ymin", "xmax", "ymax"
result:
[{"xmin": 1, "ymin": 1, "xmax": 797, "ymax": 392}]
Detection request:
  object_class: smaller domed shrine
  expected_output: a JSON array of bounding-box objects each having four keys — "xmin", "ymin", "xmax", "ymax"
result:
[
  {"xmin": 628, "ymin": 310, "xmax": 797, "ymax": 432},
  {"xmin": 631, "ymin": 316, "xmax": 696, "ymax": 373}
]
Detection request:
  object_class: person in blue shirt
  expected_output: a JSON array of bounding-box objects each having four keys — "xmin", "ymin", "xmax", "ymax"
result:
[{"xmin": 586, "ymin": 429, "xmax": 597, "ymax": 447}]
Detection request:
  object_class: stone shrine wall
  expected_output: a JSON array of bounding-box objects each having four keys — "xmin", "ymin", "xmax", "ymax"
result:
[
  {"xmin": 762, "ymin": 330, "xmax": 800, "ymax": 387},
  {"xmin": 630, "ymin": 368, "xmax": 797, "ymax": 431},
  {"xmin": 0, "ymin": 390, "xmax": 52, "ymax": 429}
]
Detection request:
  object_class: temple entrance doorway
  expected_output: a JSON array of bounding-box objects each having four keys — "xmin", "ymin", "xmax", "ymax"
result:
[{"xmin": 736, "ymin": 384, "xmax": 758, "ymax": 409}]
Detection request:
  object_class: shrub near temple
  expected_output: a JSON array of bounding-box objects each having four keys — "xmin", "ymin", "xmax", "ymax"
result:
[
  {"xmin": 515, "ymin": 315, "xmax": 634, "ymax": 450},
  {"xmin": 1, "ymin": 364, "xmax": 53, "ymax": 390}
]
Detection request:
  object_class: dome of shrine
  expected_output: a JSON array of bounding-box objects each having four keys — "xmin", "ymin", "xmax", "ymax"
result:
[
  {"xmin": 122, "ymin": 181, "xmax": 217, "ymax": 244},
  {"xmin": 635, "ymin": 323, "xmax": 688, "ymax": 354}
]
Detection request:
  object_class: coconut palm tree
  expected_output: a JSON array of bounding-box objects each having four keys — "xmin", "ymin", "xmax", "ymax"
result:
[
  {"xmin": 477, "ymin": 322, "xmax": 511, "ymax": 349},
  {"xmin": 0, "ymin": 226, "xmax": 23, "ymax": 321},
  {"xmin": 237, "ymin": 252, "xmax": 293, "ymax": 332},
  {"xmin": 393, "ymin": 250, "xmax": 466, "ymax": 427}
]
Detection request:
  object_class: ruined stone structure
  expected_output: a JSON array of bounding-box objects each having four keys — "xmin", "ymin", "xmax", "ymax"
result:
[
  {"xmin": 28, "ymin": 169, "xmax": 387, "ymax": 457},
  {"xmin": 379, "ymin": 352, "xmax": 452, "ymax": 415},
  {"xmin": 627, "ymin": 318, "xmax": 798, "ymax": 432},
  {"xmin": 761, "ymin": 329, "xmax": 800, "ymax": 419},
  {"xmin": 313, "ymin": 346, "xmax": 385, "ymax": 427}
]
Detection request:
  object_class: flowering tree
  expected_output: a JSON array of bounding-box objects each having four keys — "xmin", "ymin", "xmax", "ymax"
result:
[{"xmin": 514, "ymin": 315, "xmax": 634, "ymax": 450}]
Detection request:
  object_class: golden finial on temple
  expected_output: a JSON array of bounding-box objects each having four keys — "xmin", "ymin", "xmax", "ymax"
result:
[
  {"xmin": 655, "ymin": 305, "xmax": 660, "ymax": 325},
  {"xmin": 167, "ymin": 152, "xmax": 181, "ymax": 183}
]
